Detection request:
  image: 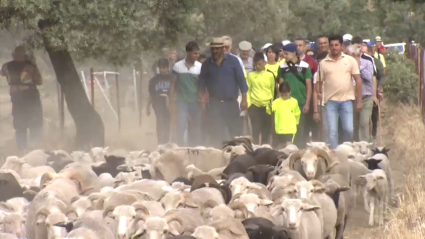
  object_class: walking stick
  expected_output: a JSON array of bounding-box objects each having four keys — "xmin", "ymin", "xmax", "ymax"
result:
[{"xmin": 377, "ymin": 102, "xmax": 383, "ymax": 145}]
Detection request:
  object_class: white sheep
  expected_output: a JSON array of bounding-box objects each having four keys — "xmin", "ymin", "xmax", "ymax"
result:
[{"xmin": 359, "ymin": 169, "xmax": 389, "ymax": 226}]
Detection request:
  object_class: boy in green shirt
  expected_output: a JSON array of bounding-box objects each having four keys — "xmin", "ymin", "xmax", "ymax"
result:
[
  {"xmin": 247, "ymin": 52, "xmax": 276, "ymax": 144},
  {"xmin": 267, "ymin": 82, "xmax": 301, "ymax": 148}
]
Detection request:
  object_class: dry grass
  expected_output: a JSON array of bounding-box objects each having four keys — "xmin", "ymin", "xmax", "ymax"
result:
[{"xmin": 374, "ymin": 104, "xmax": 425, "ymax": 239}]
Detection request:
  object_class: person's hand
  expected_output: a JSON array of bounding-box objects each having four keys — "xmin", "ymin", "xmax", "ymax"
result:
[
  {"xmin": 303, "ymin": 104, "xmax": 309, "ymax": 114},
  {"xmin": 317, "ymin": 92, "xmax": 322, "ymax": 101},
  {"xmin": 240, "ymin": 100, "xmax": 248, "ymax": 111},
  {"xmin": 356, "ymin": 100, "xmax": 363, "ymax": 112},
  {"xmin": 146, "ymin": 107, "xmax": 151, "ymax": 116},
  {"xmin": 313, "ymin": 112, "xmax": 320, "ymax": 122},
  {"xmin": 373, "ymin": 96, "xmax": 379, "ymax": 105}
]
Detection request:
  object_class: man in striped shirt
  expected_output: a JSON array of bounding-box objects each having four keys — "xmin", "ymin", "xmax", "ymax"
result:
[{"xmin": 346, "ymin": 45, "xmax": 375, "ymax": 142}]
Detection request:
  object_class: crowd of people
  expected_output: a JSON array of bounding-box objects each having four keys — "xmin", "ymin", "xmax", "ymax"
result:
[{"xmin": 147, "ymin": 34, "xmax": 387, "ymax": 150}]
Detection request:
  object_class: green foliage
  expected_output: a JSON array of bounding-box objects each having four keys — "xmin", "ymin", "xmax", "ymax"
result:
[{"xmin": 384, "ymin": 53, "xmax": 419, "ymax": 104}]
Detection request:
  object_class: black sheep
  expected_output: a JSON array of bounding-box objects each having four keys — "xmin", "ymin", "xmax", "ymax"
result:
[
  {"xmin": 254, "ymin": 149, "xmax": 288, "ymax": 166},
  {"xmin": 0, "ymin": 172, "xmax": 24, "ymax": 201},
  {"xmin": 243, "ymin": 218, "xmax": 292, "ymax": 239},
  {"xmin": 371, "ymin": 147, "xmax": 390, "ymax": 158},
  {"xmin": 45, "ymin": 151, "xmax": 74, "ymax": 172},
  {"xmin": 221, "ymin": 154, "xmax": 258, "ymax": 180},
  {"xmin": 244, "ymin": 165, "xmax": 275, "ymax": 185},
  {"xmin": 190, "ymin": 175, "xmax": 232, "ymax": 204},
  {"xmin": 91, "ymin": 155, "xmax": 126, "ymax": 177}
]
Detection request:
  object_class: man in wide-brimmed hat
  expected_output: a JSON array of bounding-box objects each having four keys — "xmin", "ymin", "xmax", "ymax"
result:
[{"xmin": 198, "ymin": 38, "xmax": 248, "ymax": 148}]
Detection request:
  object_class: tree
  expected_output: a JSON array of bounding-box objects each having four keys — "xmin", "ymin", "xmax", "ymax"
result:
[{"xmin": 0, "ymin": 0, "xmax": 195, "ymax": 150}]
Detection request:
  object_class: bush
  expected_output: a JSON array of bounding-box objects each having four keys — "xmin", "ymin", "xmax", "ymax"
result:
[{"xmin": 383, "ymin": 53, "xmax": 419, "ymax": 104}]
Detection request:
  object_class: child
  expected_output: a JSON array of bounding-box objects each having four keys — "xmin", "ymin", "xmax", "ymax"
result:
[
  {"xmin": 267, "ymin": 82, "xmax": 301, "ymax": 148},
  {"xmin": 247, "ymin": 52, "xmax": 276, "ymax": 144},
  {"xmin": 147, "ymin": 58, "xmax": 174, "ymax": 145}
]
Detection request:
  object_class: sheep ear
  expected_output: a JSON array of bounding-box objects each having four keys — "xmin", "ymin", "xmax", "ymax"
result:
[
  {"xmin": 302, "ymin": 204, "xmax": 321, "ymax": 211},
  {"xmin": 376, "ymin": 175, "xmax": 386, "ymax": 180},
  {"xmin": 383, "ymin": 147, "xmax": 390, "ymax": 153},
  {"xmin": 260, "ymin": 199, "xmax": 274, "ymax": 206},
  {"xmin": 54, "ymin": 222, "xmax": 74, "ymax": 232},
  {"xmin": 313, "ymin": 186, "xmax": 326, "ymax": 194},
  {"xmin": 338, "ymin": 186, "xmax": 351, "ymax": 192}
]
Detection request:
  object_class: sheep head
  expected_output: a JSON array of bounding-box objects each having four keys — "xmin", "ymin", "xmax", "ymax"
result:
[
  {"xmin": 35, "ymin": 208, "xmax": 70, "ymax": 239},
  {"xmin": 70, "ymin": 151, "xmax": 92, "ymax": 163},
  {"xmin": 160, "ymin": 191, "xmax": 198, "ymax": 212},
  {"xmin": 2, "ymin": 156, "xmax": 26, "ymax": 172},
  {"xmin": 90, "ymin": 146, "xmax": 109, "ymax": 162},
  {"xmin": 288, "ymin": 149, "xmax": 334, "ymax": 180},
  {"xmin": 0, "ymin": 211, "xmax": 26, "ymax": 238},
  {"xmin": 192, "ymin": 225, "xmax": 220, "ymax": 239},
  {"xmin": 135, "ymin": 213, "xmax": 183, "ymax": 239},
  {"xmin": 108, "ymin": 205, "xmax": 138, "ymax": 239},
  {"xmin": 229, "ymin": 177, "xmax": 259, "ymax": 196},
  {"xmin": 280, "ymin": 198, "xmax": 321, "ymax": 229},
  {"xmin": 372, "ymin": 147, "xmax": 390, "ymax": 157},
  {"xmin": 71, "ymin": 196, "xmax": 92, "ymax": 218},
  {"xmin": 222, "ymin": 145, "xmax": 246, "ymax": 162},
  {"xmin": 364, "ymin": 158, "xmax": 383, "ymax": 170},
  {"xmin": 353, "ymin": 141, "xmax": 373, "ymax": 155},
  {"xmin": 306, "ymin": 142, "xmax": 330, "ymax": 151},
  {"xmin": 295, "ymin": 180, "xmax": 326, "ymax": 200},
  {"xmin": 228, "ymin": 201, "xmax": 249, "ymax": 220},
  {"xmin": 230, "ymin": 193, "xmax": 273, "ymax": 213},
  {"xmin": 358, "ymin": 170, "xmax": 386, "ymax": 191}
]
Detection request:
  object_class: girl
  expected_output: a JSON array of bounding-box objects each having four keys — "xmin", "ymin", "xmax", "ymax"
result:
[
  {"xmin": 146, "ymin": 58, "xmax": 174, "ymax": 145},
  {"xmin": 267, "ymin": 82, "xmax": 301, "ymax": 148},
  {"xmin": 247, "ymin": 52, "xmax": 276, "ymax": 144}
]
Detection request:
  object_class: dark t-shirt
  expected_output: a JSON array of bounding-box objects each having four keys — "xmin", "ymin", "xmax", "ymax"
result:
[
  {"xmin": 2, "ymin": 60, "xmax": 36, "ymax": 86},
  {"xmin": 148, "ymin": 74, "xmax": 173, "ymax": 106}
]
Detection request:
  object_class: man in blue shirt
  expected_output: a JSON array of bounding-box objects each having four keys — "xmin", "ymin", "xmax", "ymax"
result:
[{"xmin": 198, "ymin": 38, "xmax": 248, "ymax": 148}]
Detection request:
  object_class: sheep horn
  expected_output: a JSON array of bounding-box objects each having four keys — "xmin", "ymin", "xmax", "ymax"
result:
[
  {"xmin": 311, "ymin": 148, "xmax": 332, "ymax": 169},
  {"xmin": 87, "ymin": 193, "xmax": 105, "ymax": 202},
  {"xmin": 213, "ymin": 221, "xmax": 244, "ymax": 235},
  {"xmin": 200, "ymin": 200, "xmax": 219, "ymax": 212},
  {"xmin": 288, "ymin": 150, "xmax": 305, "ymax": 170},
  {"xmin": 39, "ymin": 172, "xmax": 57, "ymax": 188},
  {"xmin": 64, "ymin": 206, "xmax": 78, "ymax": 220},
  {"xmin": 102, "ymin": 206, "xmax": 115, "ymax": 218},
  {"xmin": 163, "ymin": 214, "xmax": 183, "ymax": 226},
  {"xmin": 229, "ymin": 193, "xmax": 242, "ymax": 203},
  {"xmin": 228, "ymin": 201, "xmax": 249, "ymax": 219},
  {"xmin": 309, "ymin": 180, "xmax": 325, "ymax": 187},
  {"xmin": 0, "ymin": 202, "xmax": 15, "ymax": 211},
  {"xmin": 132, "ymin": 203, "xmax": 150, "ymax": 221},
  {"xmin": 35, "ymin": 208, "xmax": 51, "ymax": 219}
]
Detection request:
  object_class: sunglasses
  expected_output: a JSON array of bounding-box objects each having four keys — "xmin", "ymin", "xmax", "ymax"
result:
[{"xmin": 224, "ymin": 45, "xmax": 230, "ymax": 49}]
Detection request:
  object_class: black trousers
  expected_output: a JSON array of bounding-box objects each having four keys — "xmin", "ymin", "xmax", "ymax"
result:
[
  {"xmin": 294, "ymin": 104, "xmax": 308, "ymax": 148},
  {"xmin": 152, "ymin": 101, "xmax": 170, "ymax": 145},
  {"xmin": 371, "ymin": 102, "xmax": 379, "ymax": 137},
  {"xmin": 248, "ymin": 105, "xmax": 271, "ymax": 144},
  {"xmin": 275, "ymin": 134, "xmax": 294, "ymax": 148}
]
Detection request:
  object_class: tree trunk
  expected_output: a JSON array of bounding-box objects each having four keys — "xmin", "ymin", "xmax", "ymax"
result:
[{"xmin": 44, "ymin": 46, "xmax": 105, "ymax": 150}]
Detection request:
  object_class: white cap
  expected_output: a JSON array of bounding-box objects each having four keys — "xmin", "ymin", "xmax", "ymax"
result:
[
  {"xmin": 282, "ymin": 40, "xmax": 291, "ymax": 46},
  {"xmin": 375, "ymin": 36, "xmax": 382, "ymax": 42},
  {"xmin": 343, "ymin": 34, "xmax": 353, "ymax": 42},
  {"xmin": 262, "ymin": 43, "xmax": 272, "ymax": 50}
]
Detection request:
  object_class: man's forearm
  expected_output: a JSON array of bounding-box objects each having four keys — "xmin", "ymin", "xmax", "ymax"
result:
[
  {"xmin": 354, "ymin": 76, "xmax": 362, "ymax": 101},
  {"xmin": 305, "ymin": 80, "xmax": 312, "ymax": 106},
  {"xmin": 241, "ymin": 93, "xmax": 247, "ymax": 102},
  {"xmin": 372, "ymin": 76, "xmax": 377, "ymax": 98}
]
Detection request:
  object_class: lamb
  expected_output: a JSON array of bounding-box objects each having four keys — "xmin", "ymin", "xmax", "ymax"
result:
[
  {"xmin": 348, "ymin": 159, "xmax": 372, "ymax": 209},
  {"xmin": 295, "ymin": 180, "xmax": 338, "ymax": 239},
  {"xmin": 359, "ymin": 169, "xmax": 389, "ymax": 226},
  {"xmin": 288, "ymin": 148, "xmax": 350, "ymax": 182},
  {"xmin": 276, "ymin": 198, "xmax": 322, "ymax": 239},
  {"xmin": 352, "ymin": 141, "xmax": 374, "ymax": 156},
  {"xmin": 364, "ymin": 153, "xmax": 394, "ymax": 200}
]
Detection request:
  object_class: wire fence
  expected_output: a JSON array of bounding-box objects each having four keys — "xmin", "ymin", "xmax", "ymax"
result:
[{"xmin": 405, "ymin": 43, "xmax": 425, "ymax": 122}]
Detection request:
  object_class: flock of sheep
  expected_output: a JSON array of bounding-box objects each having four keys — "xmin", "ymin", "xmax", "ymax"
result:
[{"xmin": 0, "ymin": 136, "xmax": 393, "ymax": 239}]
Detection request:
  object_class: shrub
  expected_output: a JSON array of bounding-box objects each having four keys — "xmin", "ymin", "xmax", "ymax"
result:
[{"xmin": 383, "ymin": 53, "xmax": 419, "ymax": 104}]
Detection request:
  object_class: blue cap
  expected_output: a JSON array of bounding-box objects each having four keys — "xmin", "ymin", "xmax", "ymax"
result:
[{"xmin": 283, "ymin": 43, "xmax": 297, "ymax": 53}]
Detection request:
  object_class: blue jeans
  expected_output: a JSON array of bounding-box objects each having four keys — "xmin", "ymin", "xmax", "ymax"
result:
[
  {"xmin": 207, "ymin": 99, "xmax": 242, "ymax": 148},
  {"xmin": 174, "ymin": 100, "xmax": 201, "ymax": 147},
  {"xmin": 325, "ymin": 100, "xmax": 354, "ymax": 149}
]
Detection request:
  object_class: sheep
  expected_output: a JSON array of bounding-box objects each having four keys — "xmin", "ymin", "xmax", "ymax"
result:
[
  {"xmin": 244, "ymin": 165, "xmax": 275, "ymax": 185},
  {"xmin": 319, "ymin": 174, "xmax": 354, "ymax": 239},
  {"xmin": 0, "ymin": 211, "xmax": 26, "ymax": 238},
  {"xmin": 114, "ymin": 179, "xmax": 171, "ymax": 201},
  {"xmin": 364, "ymin": 153, "xmax": 394, "ymax": 200},
  {"xmin": 149, "ymin": 148, "xmax": 230, "ymax": 183},
  {"xmin": 56, "ymin": 216, "xmax": 115, "ymax": 239},
  {"xmin": 22, "ymin": 149, "xmax": 51, "ymax": 167},
  {"xmin": 230, "ymin": 192, "xmax": 274, "ymax": 222},
  {"xmin": 189, "ymin": 175, "xmax": 231, "ymax": 204},
  {"xmin": 185, "ymin": 164, "xmax": 225, "ymax": 180},
  {"xmin": 102, "ymin": 204, "xmax": 140, "ymax": 238},
  {"xmin": 359, "ymin": 169, "xmax": 389, "ymax": 226},
  {"xmin": 242, "ymin": 218, "xmax": 291, "ymax": 239},
  {"xmin": 33, "ymin": 207, "xmax": 76, "ymax": 239},
  {"xmin": 70, "ymin": 151, "xmax": 93, "ymax": 164},
  {"xmin": 114, "ymin": 171, "xmax": 143, "ymax": 187},
  {"xmin": 306, "ymin": 142, "xmax": 330, "ymax": 151},
  {"xmin": 45, "ymin": 150, "xmax": 74, "ymax": 173},
  {"xmin": 1, "ymin": 156, "xmax": 56, "ymax": 179},
  {"xmin": 371, "ymin": 146, "xmax": 390, "ymax": 158},
  {"xmin": 166, "ymin": 236, "xmax": 196, "ymax": 239},
  {"xmin": 295, "ymin": 180, "xmax": 337, "ymax": 239},
  {"xmin": 90, "ymin": 146, "xmax": 109, "ymax": 163},
  {"xmin": 229, "ymin": 177, "xmax": 270, "ymax": 199},
  {"xmin": 91, "ymin": 155, "xmax": 127, "ymax": 177},
  {"xmin": 253, "ymin": 149, "xmax": 287, "ymax": 166},
  {"xmin": 0, "ymin": 232, "xmax": 19, "ymax": 239},
  {"xmin": 0, "ymin": 172, "xmax": 24, "ymax": 201},
  {"xmin": 335, "ymin": 144, "xmax": 357, "ymax": 158},
  {"xmin": 288, "ymin": 148, "xmax": 350, "ymax": 182},
  {"xmin": 267, "ymin": 170, "xmax": 306, "ymax": 192},
  {"xmin": 222, "ymin": 136, "xmax": 255, "ymax": 154},
  {"xmin": 134, "ymin": 206, "xmax": 204, "ymax": 238},
  {"xmin": 347, "ymin": 159, "xmax": 372, "ymax": 209},
  {"xmin": 279, "ymin": 143, "xmax": 299, "ymax": 155},
  {"xmin": 2, "ymin": 197, "xmax": 29, "ymax": 214},
  {"xmin": 70, "ymin": 196, "xmax": 93, "ymax": 218},
  {"xmin": 192, "ymin": 218, "xmax": 250, "ymax": 239},
  {"xmin": 276, "ymin": 198, "xmax": 322, "ymax": 239},
  {"xmin": 157, "ymin": 143, "xmax": 179, "ymax": 153}
]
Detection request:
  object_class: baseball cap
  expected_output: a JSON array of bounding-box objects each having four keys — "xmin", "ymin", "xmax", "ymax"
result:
[
  {"xmin": 262, "ymin": 43, "xmax": 273, "ymax": 50},
  {"xmin": 283, "ymin": 43, "xmax": 297, "ymax": 53},
  {"xmin": 239, "ymin": 41, "xmax": 252, "ymax": 51},
  {"xmin": 375, "ymin": 36, "xmax": 382, "ymax": 42},
  {"xmin": 282, "ymin": 40, "xmax": 291, "ymax": 46},
  {"xmin": 343, "ymin": 34, "xmax": 353, "ymax": 42}
]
